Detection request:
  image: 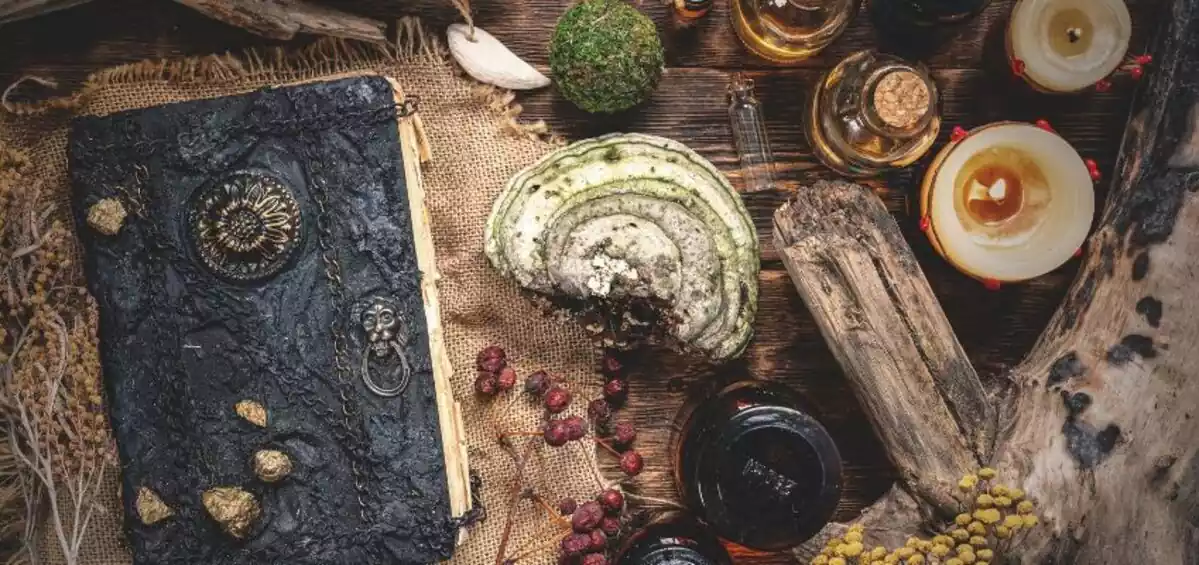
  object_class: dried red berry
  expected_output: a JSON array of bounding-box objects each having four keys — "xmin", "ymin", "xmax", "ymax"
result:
[
  {"xmin": 525, "ymin": 370, "xmax": 551, "ymax": 395},
  {"xmin": 603, "ymin": 379, "xmax": 628, "ymax": 404},
  {"xmin": 544, "ymin": 421, "xmax": 570, "ymax": 447},
  {"xmin": 564, "ymin": 415, "xmax": 588, "ymax": 440},
  {"xmin": 919, "ymin": 216, "xmax": 930, "ymax": 232},
  {"xmin": 600, "ymin": 352, "xmax": 623, "ymax": 376},
  {"xmin": 587, "ymin": 399, "xmax": 612, "ymax": 422},
  {"xmin": 600, "ymin": 517, "xmax": 621, "ymax": 536},
  {"xmin": 474, "ymin": 375, "xmax": 498, "ymax": 396},
  {"xmin": 545, "ymin": 386, "xmax": 572, "ymax": 413},
  {"xmin": 1089, "ymin": 168, "xmax": 1103, "ymax": 182},
  {"xmin": 476, "ymin": 345, "xmax": 506, "ymax": 374},
  {"xmin": 613, "ymin": 422, "xmax": 636, "ymax": 446},
  {"xmin": 1095, "ymin": 79, "xmax": 1113, "ymax": 92},
  {"xmin": 558, "ymin": 497, "xmax": 578, "ymax": 515},
  {"xmin": 497, "ymin": 366, "xmax": 517, "ymax": 391},
  {"xmin": 983, "ymin": 279, "xmax": 1002, "ymax": 292},
  {"xmin": 950, "ymin": 126, "xmax": 969, "ymax": 142},
  {"xmin": 582, "ymin": 553, "xmax": 608, "ymax": 565},
  {"xmin": 572, "ymin": 501, "xmax": 604, "ymax": 532},
  {"xmin": 560, "ymin": 533, "xmax": 591, "ymax": 556},
  {"xmin": 1130, "ymin": 65, "xmax": 1145, "ymax": 80},
  {"xmin": 1135, "ymin": 54, "xmax": 1153, "ymax": 65},
  {"xmin": 1034, "ymin": 119, "xmax": 1053, "ymax": 132},
  {"xmin": 598, "ymin": 489, "xmax": 624, "ymax": 514},
  {"xmin": 619, "ymin": 451, "xmax": 644, "ymax": 476},
  {"xmin": 588, "ymin": 529, "xmax": 608, "ymax": 551}
]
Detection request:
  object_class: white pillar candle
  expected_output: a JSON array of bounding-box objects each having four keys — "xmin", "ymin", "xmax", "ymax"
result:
[
  {"xmin": 919, "ymin": 122, "xmax": 1095, "ymax": 286},
  {"xmin": 1007, "ymin": 0, "xmax": 1132, "ymax": 93}
]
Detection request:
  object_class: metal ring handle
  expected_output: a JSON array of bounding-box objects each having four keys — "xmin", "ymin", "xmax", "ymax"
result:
[{"xmin": 360, "ymin": 342, "xmax": 411, "ymax": 398}]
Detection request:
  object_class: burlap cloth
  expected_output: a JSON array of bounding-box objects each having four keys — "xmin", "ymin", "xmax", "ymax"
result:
[{"xmin": 0, "ymin": 20, "xmax": 600, "ymax": 565}]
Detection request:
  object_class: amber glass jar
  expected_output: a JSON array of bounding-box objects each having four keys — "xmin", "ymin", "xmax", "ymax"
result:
[
  {"xmin": 731, "ymin": 0, "xmax": 860, "ymax": 63},
  {"xmin": 614, "ymin": 513, "xmax": 732, "ymax": 565},
  {"xmin": 807, "ymin": 51, "xmax": 941, "ymax": 177},
  {"xmin": 673, "ymin": 381, "xmax": 842, "ymax": 551}
]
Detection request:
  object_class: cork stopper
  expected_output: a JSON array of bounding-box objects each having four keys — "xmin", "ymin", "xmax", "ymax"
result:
[{"xmin": 872, "ymin": 70, "xmax": 931, "ymax": 130}]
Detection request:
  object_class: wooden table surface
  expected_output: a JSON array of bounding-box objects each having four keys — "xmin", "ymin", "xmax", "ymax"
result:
[{"xmin": 0, "ymin": 1, "xmax": 1167, "ymax": 563}]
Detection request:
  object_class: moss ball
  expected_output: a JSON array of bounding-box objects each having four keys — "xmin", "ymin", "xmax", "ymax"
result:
[{"xmin": 550, "ymin": 0, "xmax": 665, "ymax": 114}]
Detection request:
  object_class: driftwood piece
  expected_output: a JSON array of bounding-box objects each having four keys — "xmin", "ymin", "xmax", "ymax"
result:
[
  {"xmin": 173, "ymin": 0, "xmax": 386, "ymax": 42},
  {"xmin": 774, "ymin": 181, "xmax": 994, "ymax": 512},
  {"xmin": 775, "ymin": 0, "xmax": 1199, "ymax": 562}
]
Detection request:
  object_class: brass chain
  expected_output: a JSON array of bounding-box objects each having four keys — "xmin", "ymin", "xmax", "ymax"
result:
[{"xmin": 305, "ymin": 97, "xmax": 421, "ymax": 523}]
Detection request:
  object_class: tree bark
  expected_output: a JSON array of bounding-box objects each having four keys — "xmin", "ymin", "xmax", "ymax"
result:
[
  {"xmin": 174, "ymin": 0, "xmax": 387, "ymax": 42},
  {"xmin": 775, "ymin": 0, "xmax": 1199, "ymax": 561}
]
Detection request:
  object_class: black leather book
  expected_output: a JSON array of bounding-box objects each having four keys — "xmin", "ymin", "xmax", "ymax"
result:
[{"xmin": 68, "ymin": 75, "xmax": 466, "ymax": 565}]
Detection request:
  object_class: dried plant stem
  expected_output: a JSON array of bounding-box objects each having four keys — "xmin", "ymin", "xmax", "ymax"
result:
[
  {"xmin": 572, "ymin": 441, "xmax": 607, "ymax": 491},
  {"xmin": 623, "ymin": 492, "xmax": 686, "ymax": 511},
  {"xmin": 494, "ymin": 440, "xmax": 537, "ymax": 565},
  {"xmin": 530, "ymin": 493, "xmax": 572, "ymax": 529},
  {"xmin": 508, "ymin": 528, "xmax": 571, "ymax": 563},
  {"xmin": 1, "ymin": 145, "xmax": 114, "ymax": 565}
]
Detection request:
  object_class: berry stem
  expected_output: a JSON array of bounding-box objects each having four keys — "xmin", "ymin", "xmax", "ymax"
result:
[
  {"xmin": 494, "ymin": 441, "xmax": 538, "ymax": 565},
  {"xmin": 499, "ymin": 431, "xmax": 544, "ymax": 440},
  {"xmin": 508, "ymin": 531, "xmax": 571, "ymax": 563},
  {"xmin": 573, "ymin": 440, "xmax": 610, "ymax": 490},
  {"xmin": 530, "ymin": 493, "xmax": 573, "ymax": 528},
  {"xmin": 591, "ymin": 437, "xmax": 623, "ymax": 457},
  {"xmin": 622, "ymin": 491, "xmax": 687, "ymax": 511}
]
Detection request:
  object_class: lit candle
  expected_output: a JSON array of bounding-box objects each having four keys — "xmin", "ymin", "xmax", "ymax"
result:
[
  {"xmin": 920, "ymin": 122, "xmax": 1095, "ymax": 286},
  {"xmin": 1007, "ymin": 0, "xmax": 1132, "ymax": 93}
]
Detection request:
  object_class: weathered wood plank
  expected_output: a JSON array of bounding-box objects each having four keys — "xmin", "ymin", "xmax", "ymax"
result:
[{"xmin": 774, "ymin": 180, "xmax": 990, "ymax": 509}]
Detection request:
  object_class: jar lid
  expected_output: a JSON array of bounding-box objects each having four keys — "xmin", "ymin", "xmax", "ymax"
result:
[{"xmin": 689, "ymin": 404, "xmax": 843, "ymax": 550}]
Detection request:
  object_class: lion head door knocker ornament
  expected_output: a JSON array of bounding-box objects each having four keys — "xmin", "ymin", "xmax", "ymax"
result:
[
  {"xmin": 187, "ymin": 172, "xmax": 302, "ymax": 283},
  {"xmin": 354, "ymin": 297, "xmax": 412, "ymax": 397}
]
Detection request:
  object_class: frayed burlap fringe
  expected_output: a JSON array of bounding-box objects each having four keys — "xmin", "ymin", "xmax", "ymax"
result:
[{"xmin": 1, "ymin": 17, "xmax": 555, "ymax": 145}]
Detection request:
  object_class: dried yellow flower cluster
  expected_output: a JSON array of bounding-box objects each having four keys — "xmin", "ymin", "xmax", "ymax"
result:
[
  {"xmin": 810, "ymin": 469, "xmax": 1040, "ymax": 565},
  {"xmin": 1, "ymin": 142, "xmax": 115, "ymax": 479}
]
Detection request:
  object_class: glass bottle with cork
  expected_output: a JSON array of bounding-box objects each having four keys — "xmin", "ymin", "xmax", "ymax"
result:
[
  {"xmin": 807, "ymin": 50, "xmax": 941, "ymax": 177},
  {"xmin": 672, "ymin": 380, "xmax": 842, "ymax": 551},
  {"xmin": 731, "ymin": 0, "xmax": 860, "ymax": 63}
]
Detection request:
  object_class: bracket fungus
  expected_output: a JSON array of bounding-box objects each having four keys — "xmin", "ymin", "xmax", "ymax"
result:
[{"xmin": 485, "ymin": 133, "xmax": 759, "ymax": 361}]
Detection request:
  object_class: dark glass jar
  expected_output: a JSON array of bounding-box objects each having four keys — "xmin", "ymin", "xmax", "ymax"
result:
[
  {"xmin": 673, "ymin": 381, "xmax": 842, "ymax": 551},
  {"xmin": 867, "ymin": 0, "xmax": 992, "ymax": 56},
  {"xmin": 614, "ymin": 513, "xmax": 732, "ymax": 565}
]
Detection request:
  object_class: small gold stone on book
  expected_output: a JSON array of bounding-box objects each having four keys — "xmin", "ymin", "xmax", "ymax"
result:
[{"xmin": 235, "ymin": 400, "xmax": 267, "ymax": 427}]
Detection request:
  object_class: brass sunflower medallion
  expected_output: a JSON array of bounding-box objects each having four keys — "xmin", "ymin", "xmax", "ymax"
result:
[{"xmin": 188, "ymin": 173, "xmax": 302, "ymax": 282}]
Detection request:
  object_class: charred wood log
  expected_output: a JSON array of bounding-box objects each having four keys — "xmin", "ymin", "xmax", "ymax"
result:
[{"xmin": 174, "ymin": 0, "xmax": 387, "ymax": 42}]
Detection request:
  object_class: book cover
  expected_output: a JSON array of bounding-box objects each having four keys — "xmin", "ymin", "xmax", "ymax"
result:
[{"xmin": 68, "ymin": 75, "xmax": 464, "ymax": 565}]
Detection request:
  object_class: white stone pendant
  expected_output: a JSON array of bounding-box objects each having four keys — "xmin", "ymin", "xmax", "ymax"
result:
[{"xmin": 447, "ymin": 24, "xmax": 551, "ymax": 91}]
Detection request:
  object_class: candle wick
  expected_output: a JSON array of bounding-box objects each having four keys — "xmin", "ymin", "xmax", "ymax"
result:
[
  {"xmin": 989, "ymin": 179, "xmax": 1007, "ymax": 201},
  {"xmin": 1067, "ymin": 27, "xmax": 1083, "ymax": 43}
]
